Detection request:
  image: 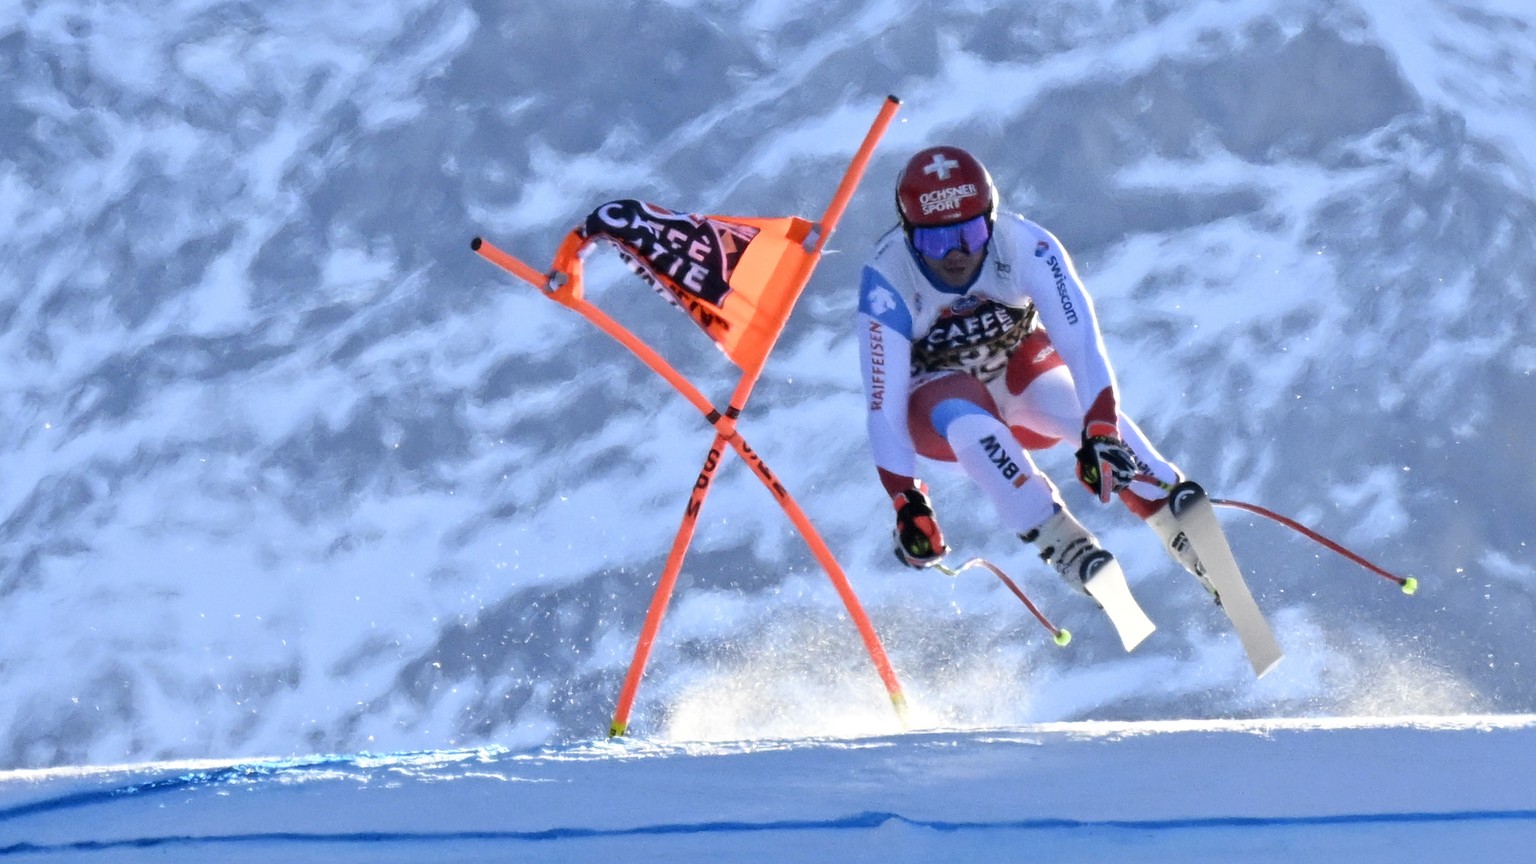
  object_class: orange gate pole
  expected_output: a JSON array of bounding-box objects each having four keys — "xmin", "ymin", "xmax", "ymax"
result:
[{"xmin": 607, "ymin": 433, "xmax": 732, "ymax": 737}]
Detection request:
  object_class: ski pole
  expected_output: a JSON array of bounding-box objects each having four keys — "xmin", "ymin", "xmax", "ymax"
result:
[
  {"xmin": 934, "ymin": 557, "xmax": 1072, "ymax": 645},
  {"xmin": 1133, "ymin": 475, "xmax": 1418, "ymax": 595}
]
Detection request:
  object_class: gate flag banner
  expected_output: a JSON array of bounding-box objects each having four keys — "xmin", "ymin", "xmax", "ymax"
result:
[{"xmin": 550, "ymin": 200, "xmax": 815, "ymax": 371}]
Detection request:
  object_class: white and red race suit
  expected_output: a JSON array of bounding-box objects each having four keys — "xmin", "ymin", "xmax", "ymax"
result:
[{"xmin": 856, "ymin": 211, "xmax": 1182, "ymax": 534}]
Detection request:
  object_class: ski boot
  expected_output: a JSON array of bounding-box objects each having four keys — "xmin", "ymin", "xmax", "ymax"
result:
[{"xmin": 1021, "ymin": 507, "xmax": 1114, "ymax": 596}]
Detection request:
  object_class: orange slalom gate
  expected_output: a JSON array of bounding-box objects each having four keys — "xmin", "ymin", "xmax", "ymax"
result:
[{"xmin": 472, "ymin": 96, "xmax": 906, "ymax": 737}]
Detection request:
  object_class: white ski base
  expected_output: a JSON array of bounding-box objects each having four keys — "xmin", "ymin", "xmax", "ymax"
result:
[
  {"xmin": 1083, "ymin": 559, "xmax": 1156, "ymax": 652},
  {"xmin": 1171, "ymin": 482, "xmax": 1284, "ymax": 678},
  {"xmin": 1202, "ymin": 551, "xmax": 1283, "ymax": 678}
]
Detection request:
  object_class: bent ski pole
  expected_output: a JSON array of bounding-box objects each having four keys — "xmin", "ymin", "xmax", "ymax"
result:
[
  {"xmin": 934, "ymin": 558, "xmax": 1071, "ymax": 646},
  {"xmin": 1134, "ymin": 475, "xmax": 1418, "ymax": 594},
  {"xmin": 1207, "ymin": 496, "xmax": 1417, "ymax": 594}
]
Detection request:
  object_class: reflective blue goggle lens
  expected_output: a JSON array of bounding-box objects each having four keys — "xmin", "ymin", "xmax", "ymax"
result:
[{"xmin": 910, "ymin": 215, "xmax": 991, "ymax": 259}]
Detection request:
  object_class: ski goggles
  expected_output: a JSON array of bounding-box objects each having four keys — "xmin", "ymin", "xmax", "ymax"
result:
[{"xmin": 909, "ymin": 214, "xmax": 992, "ymax": 259}]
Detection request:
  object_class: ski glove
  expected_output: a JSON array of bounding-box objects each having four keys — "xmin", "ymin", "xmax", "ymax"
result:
[
  {"xmin": 892, "ymin": 483, "xmax": 948, "ymax": 569},
  {"xmin": 1075, "ymin": 423, "xmax": 1139, "ymax": 503}
]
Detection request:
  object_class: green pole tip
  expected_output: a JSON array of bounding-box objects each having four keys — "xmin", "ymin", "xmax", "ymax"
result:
[
  {"xmin": 608, "ymin": 722, "xmax": 627, "ymax": 738},
  {"xmin": 1401, "ymin": 577, "xmax": 1418, "ymax": 595},
  {"xmin": 1054, "ymin": 629, "xmax": 1072, "ymax": 647}
]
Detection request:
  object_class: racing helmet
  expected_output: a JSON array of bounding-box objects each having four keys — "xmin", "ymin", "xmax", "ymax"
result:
[{"xmin": 895, "ymin": 146, "xmax": 998, "ymax": 229}]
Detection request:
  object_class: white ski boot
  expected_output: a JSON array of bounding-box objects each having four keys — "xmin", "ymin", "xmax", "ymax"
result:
[{"xmin": 1021, "ymin": 507, "xmax": 1114, "ymax": 595}]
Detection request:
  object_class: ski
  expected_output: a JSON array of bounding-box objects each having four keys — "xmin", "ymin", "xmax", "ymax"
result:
[
  {"xmin": 1167, "ymin": 480, "xmax": 1283, "ymax": 678},
  {"xmin": 1083, "ymin": 558, "xmax": 1156, "ymax": 652}
]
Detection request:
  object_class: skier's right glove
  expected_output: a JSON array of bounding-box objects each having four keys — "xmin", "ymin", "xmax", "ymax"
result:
[{"xmin": 892, "ymin": 483, "xmax": 948, "ymax": 569}]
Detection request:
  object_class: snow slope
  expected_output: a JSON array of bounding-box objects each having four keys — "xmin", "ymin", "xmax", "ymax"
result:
[{"xmin": 3, "ymin": 715, "xmax": 1533, "ymax": 862}]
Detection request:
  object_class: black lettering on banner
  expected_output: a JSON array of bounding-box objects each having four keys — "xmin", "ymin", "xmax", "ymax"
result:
[{"xmin": 583, "ymin": 199, "xmax": 759, "ymax": 307}]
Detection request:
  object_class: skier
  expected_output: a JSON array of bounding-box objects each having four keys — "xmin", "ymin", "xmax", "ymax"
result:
[{"xmin": 857, "ymin": 145, "xmax": 1210, "ymax": 598}]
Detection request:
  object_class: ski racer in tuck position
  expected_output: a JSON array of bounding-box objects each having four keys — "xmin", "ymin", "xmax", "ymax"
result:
[{"xmin": 857, "ymin": 145, "xmax": 1209, "ymax": 599}]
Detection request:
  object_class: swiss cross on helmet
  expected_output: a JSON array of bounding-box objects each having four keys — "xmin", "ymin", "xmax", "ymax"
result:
[{"xmin": 895, "ymin": 146, "xmax": 998, "ymax": 229}]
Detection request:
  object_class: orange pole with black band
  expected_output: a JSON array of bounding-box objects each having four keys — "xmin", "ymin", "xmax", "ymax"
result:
[{"xmin": 607, "ymin": 431, "xmax": 733, "ymax": 737}]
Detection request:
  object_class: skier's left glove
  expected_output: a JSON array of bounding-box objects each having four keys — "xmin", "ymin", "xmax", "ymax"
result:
[
  {"xmin": 892, "ymin": 483, "xmax": 948, "ymax": 569},
  {"xmin": 1075, "ymin": 422, "xmax": 1139, "ymax": 503}
]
